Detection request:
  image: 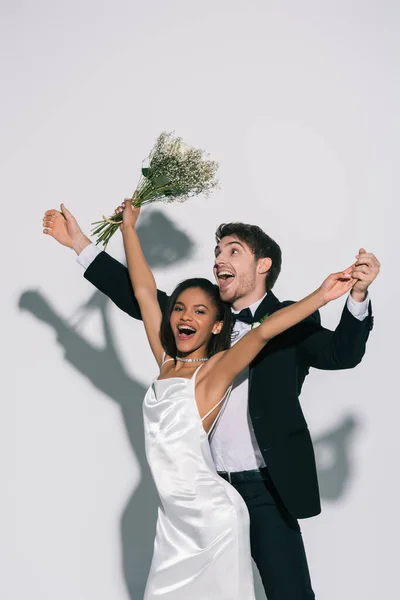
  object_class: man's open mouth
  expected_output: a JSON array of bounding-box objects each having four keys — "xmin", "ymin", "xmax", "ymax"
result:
[
  {"xmin": 176, "ymin": 325, "xmax": 197, "ymax": 341},
  {"xmin": 217, "ymin": 270, "xmax": 235, "ymax": 289}
]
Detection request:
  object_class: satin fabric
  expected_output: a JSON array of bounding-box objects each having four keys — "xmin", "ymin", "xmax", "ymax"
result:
[{"xmin": 142, "ymin": 375, "xmax": 256, "ymax": 599}]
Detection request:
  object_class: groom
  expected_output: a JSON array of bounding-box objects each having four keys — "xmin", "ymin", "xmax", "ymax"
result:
[{"xmin": 42, "ymin": 204, "xmax": 379, "ymax": 599}]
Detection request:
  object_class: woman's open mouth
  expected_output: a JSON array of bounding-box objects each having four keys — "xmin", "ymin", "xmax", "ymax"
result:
[{"xmin": 176, "ymin": 325, "xmax": 197, "ymax": 341}]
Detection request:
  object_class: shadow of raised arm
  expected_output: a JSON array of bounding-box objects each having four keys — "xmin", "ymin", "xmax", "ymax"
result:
[
  {"xmin": 314, "ymin": 414, "xmax": 360, "ymax": 501},
  {"xmin": 18, "ymin": 289, "xmax": 156, "ymax": 597}
]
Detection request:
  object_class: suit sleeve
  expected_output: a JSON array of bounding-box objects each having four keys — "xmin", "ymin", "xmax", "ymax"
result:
[
  {"xmin": 84, "ymin": 251, "xmax": 169, "ymax": 319},
  {"xmin": 296, "ymin": 301, "xmax": 373, "ymax": 370}
]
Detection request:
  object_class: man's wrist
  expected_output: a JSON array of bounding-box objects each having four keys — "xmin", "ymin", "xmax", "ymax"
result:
[
  {"xmin": 76, "ymin": 241, "xmax": 102, "ymax": 269},
  {"xmin": 72, "ymin": 234, "xmax": 91, "ymax": 255},
  {"xmin": 350, "ymin": 288, "xmax": 368, "ymax": 303}
]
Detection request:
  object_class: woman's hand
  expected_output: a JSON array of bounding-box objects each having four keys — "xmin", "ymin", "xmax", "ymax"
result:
[
  {"xmin": 319, "ymin": 266, "xmax": 356, "ymax": 304},
  {"xmin": 114, "ymin": 199, "xmax": 141, "ymax": 233}
]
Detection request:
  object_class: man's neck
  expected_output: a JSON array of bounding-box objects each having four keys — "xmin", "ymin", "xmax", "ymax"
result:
[{"xmin": 232, "ymin": 290, "xmax": 267, "ymax": 312}]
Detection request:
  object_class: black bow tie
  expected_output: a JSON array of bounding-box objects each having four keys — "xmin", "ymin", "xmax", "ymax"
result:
[{"xmin": 234, "ymin": 308, "xmax": 255, "ymax": 325}]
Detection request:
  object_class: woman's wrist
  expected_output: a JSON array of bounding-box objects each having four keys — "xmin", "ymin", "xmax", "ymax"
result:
[
  {"xmin": 122, "ymin": 224, "xmax": 138, "ymax": 235},
  {"xmin": 314, "ymin": 287, "xmax": 328, "ymax": 308}
]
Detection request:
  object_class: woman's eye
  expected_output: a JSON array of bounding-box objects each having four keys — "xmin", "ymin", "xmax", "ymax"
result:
[
  {"xmin": 173, "ymin": 306, "xmax": 183, "ymax": 312},
  {"xmin": 196, "ymin": 310, "xmax": 205, "ymax": 315},
  {"xmin": 231, "ymin": 248, "xmax": 238, "ymax": 254}
]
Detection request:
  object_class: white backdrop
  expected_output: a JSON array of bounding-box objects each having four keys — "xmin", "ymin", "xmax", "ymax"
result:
[{"xmin": 3, "ymin": 1, "xmax": 399, "ymax": 598}]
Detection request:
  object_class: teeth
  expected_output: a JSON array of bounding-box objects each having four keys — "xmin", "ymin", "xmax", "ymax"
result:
[
  {"xmin": 178, "ymin": 325, "xmax": 196, "ymax": 333},
  {"xmin": 218, "ymin": 271, "xmax": 234, "ymax": 279}
]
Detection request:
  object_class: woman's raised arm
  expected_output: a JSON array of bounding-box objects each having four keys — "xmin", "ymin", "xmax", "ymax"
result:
[
  {"xmin": 121, "ymin": 202, "xmax": 164, "ymax": 367},
  {"xmin": 206, "ymin": 269, "xmax": 355, "ymax": 397}
]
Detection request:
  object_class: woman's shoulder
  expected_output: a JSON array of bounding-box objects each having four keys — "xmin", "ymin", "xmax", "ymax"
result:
[
  {"xmin": 161, "ymin": 354, "xmax": 175, "ymax": 367},
  {"xmin": 196, "ymin": 351, "xmax": 227, "ymax": 382}
]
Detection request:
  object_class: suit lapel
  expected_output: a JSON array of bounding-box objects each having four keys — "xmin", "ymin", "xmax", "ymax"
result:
[
  {"xmin": 254, "ymin": 290, "xmax": 281, "ymax": 322},
  {"xmin": 248, "ymin": 291, "xmax": 281, "ymax": 392}
]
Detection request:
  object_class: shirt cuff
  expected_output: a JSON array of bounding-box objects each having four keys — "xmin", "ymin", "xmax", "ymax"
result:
[
  {"xmin": 76, "ymin": 242, "xmax": 102, "ymax": 270},
  {"xmin": 346, "ymin": 293, "xmax": 370, "ymax": 321}
]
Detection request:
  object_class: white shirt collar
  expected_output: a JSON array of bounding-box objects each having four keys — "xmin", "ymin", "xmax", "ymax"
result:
[{"xmin": 231, "ymin": 292, "xmax": 268, "ymax": 317}]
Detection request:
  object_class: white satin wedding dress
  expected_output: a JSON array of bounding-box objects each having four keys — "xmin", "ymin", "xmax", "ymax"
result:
[{"xmin": 142, "ymin": 362, "xmax": 256, "ymax": 600}]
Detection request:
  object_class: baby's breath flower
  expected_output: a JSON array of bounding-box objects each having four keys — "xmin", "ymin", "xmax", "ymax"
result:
[{"xmin": 92, "ymin": 132, "xmax": 219, "ymax": 248}]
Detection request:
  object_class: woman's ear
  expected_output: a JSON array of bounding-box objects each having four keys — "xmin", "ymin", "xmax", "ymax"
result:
[{"xmin": 212, "ymin": 321, "xmax": 224, "ymax": 335}]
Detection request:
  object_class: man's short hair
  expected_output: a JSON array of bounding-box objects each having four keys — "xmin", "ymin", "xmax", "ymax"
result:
[{"xmin": 215, "ymin": 222, "xmax": 282, "ymax": 290}]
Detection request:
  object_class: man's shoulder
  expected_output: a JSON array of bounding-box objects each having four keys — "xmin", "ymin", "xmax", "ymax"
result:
[
  {"xmin": 277, "ymin": 299, "xmax": 295, "ymax": 308},
  {"xmin": 275, "ymin": 299, "xmax": 321, "ymax": 325}
]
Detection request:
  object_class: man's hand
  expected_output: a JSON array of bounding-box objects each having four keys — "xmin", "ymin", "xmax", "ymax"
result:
[
  {"xmin": 113, "ymin": 199, "xmax": 140, "ymax": 233},
  {"xmin": 350, "ymin": 248, "xmax": 380, "ymax": 302},
  {"xmin": 43, "ymin": 204, "xmax": 90, "ymax": 254}
]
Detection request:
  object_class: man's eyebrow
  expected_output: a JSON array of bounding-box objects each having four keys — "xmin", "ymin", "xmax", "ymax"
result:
[{"xmin": 214, "ymin": 240, "xmax": 245, "ymax": 256}]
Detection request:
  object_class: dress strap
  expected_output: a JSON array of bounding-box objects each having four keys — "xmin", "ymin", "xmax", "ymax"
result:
[
  {"xmin": 204, "ymin": 386, "xmax": 232, "ymax": 436},
  {"xmin": 201, "ymin": 386, "xmax": 231, "ymax": 423},
  {"xmin": 191, "ymin": 364, "xmax": 231, "ymax": 434},
  {"xmin": 161, "ymin": 351, "xmax": 175, "ymax": 367},
  {"xmin": 162, "ymin": 358, "xmax": 175, "ymax": 366},
  {"xmin": 191, "ymin": 362, "xmax": 206, "ymax": 381}
]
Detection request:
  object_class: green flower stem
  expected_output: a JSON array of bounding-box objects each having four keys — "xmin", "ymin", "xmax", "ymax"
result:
[{"xmin": 91, "ymin": 183, "xmax": 181, "ymax": 248}]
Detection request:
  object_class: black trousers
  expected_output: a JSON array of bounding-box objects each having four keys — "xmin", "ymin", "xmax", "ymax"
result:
[{"xmin": 226, "ymin": 470, "xmax": 315, "ymax": 599}]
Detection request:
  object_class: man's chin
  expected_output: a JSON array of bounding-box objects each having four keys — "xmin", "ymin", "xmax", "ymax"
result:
[{"xmin": 219, "ymin": 288, "xmax": 236, "ymax": 303}]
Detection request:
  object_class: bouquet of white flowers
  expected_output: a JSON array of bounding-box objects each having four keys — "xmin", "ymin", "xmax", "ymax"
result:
[{"xmin": 92, "ymin": 132, "xmax": 219, "ymax": 248}]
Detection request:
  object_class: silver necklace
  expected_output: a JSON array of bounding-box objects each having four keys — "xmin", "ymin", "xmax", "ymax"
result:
[{"xmin": 176, "ymin": 357, "xmax": 208, "ymax": 363}]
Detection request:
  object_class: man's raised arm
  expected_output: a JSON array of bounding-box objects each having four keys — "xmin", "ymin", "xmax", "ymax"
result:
[
  {"xmin": 296, "ymin": 249, "xmax": 379, "ymax": 370},
  {"xmin": 43, "ymin": 204, "xmax": 169, "ymax": 320}
]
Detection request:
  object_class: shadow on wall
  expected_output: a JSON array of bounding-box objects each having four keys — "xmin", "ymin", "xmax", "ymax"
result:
[
  {"xmin": 19, "ymin": 209, "xmax": 361, "ymax": 598},
  {"xmin": 137, "ymin": 210, "xmax": 195, "ymax": 268},
  {"xmin": 314, "ymin": 415, "xmax": 360, "ymax": 501},
  {"xmin": 19, "ymin": 210, "xmax": 195, "ymax": 600}
]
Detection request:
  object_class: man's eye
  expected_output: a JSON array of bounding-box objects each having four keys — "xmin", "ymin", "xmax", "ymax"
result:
[{"xmin": 231, "ymin": 248, "xmax": 238, "ymax": 254}]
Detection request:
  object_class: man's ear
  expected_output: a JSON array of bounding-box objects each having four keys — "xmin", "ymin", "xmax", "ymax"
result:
[
  {"xmin": 258, "ymin": 257, "xmax": 272, "ymax": 275},
  {"xmin": 212, "ymin": 321, "xmax": 224, "ymax": 335}
]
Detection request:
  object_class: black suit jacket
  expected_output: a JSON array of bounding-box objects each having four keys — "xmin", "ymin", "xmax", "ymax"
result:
[{"xmin": 84, "ymin": 252, "xmax": 373, "ymax": 518}]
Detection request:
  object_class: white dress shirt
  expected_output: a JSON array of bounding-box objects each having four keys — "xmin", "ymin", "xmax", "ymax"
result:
[
  {"xmin": 77, "ymin": 242, "xmax": 103, "ymax": 269},
  {"xmin": 77, "ymin": 242, "xmax": 370, "ymax": 472}
]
